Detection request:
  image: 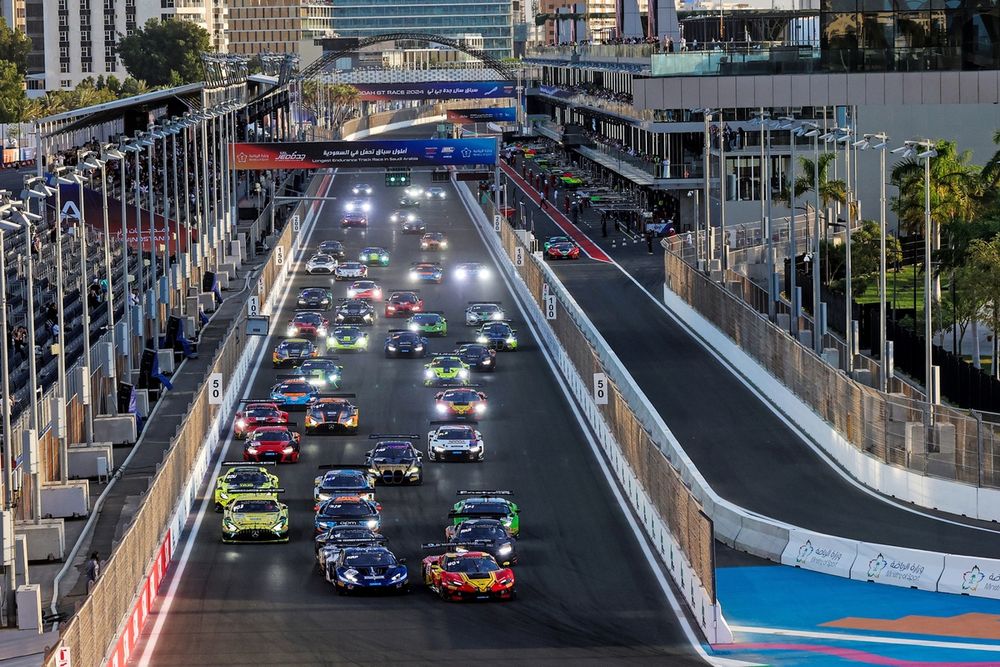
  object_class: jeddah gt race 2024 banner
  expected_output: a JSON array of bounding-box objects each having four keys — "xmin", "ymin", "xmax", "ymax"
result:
[
  {"xmin": 352, "ymin": 81, "xmax": 515, "ymax": 101},
  {"xmin": 230, "ymin": 138, "xmax": 498, "ymax": 171},
  {"xmin": 446, "ymin": 107, "xmax": 517, "ymax": 123}
]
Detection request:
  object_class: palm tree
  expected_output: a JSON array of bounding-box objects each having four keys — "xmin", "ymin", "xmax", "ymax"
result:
[
  {"xmin": 890, "ymin": 140, "xmax": 982, "ymax": 236},
  {"xmin": 792, "ymin": 152, "xmax": 846, "ymax": 210}
]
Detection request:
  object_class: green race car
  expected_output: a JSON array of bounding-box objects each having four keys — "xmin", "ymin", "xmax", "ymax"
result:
[
  {"xmin": 408, "ymin": 312, "xmax": 448, "ymax": 337},
  {"xmin": 222, "ymin": 492, "xmax": 289, "ymax": 543},
  {"xmin": 448, "ymin": 491, "xmax": 520, "ymax": 537},
  {"xmin": 213, "ymin": 464, "xmax": 279, "ymax": 511},
  {"xmin": 423, "ymin": 355, "xmax": 470, "ymax": 386},
  {"xmin": 295, "ymin": 358, "xmax": 343, "ymax": 389},
  {"xmin": 358, "ymin": 246, "xmax": 391, "ymax": 266},
  {"xmin": 328, "ymin": 326, "xmax": 369, "ymax": 351}
]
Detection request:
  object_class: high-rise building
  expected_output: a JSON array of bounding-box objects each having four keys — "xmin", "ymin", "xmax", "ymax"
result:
[
  {"xmin": 38, "ymin": 1, "xmax": 225, "ymax": 93},
  {"xmin": 1, "ymin": 0, "xmax": 25, "ymax": 32},
  {"xmin": 330, "ymin": 0, "xmax": 515, "ymax": 59},
  {"xmin": 227, "ymin": 0, "xmax": 335, "ymax": 56}
]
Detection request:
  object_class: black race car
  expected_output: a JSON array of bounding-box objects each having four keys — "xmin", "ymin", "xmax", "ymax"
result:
[
  {"xmin": 448, "ymin": 518, "xmax": 517, "ymax": 566},
  {"xmin": 297, "ymin": 287, "xmax": 334, "ymax": 310},
  {"xmin": 318, "ymin": 240, "xmax": 346, "ymax": 259},
  {"xmin": 401, "ymin": 219, "xmax": 427, "ymax": 234},
  {"xmin": 384, "ymin": 329, "xmax": 429, "ymax": 358},
  {"xmin": 335, "ymin": 299, "xmax": 376, "ymax": 325},
  {"xmin": 366, "ymin": 437, "xmax": 423, "ymax": 485},
  {"xmin": 454, "ymin": 342, "xmax": 496, "ymax": 372}
]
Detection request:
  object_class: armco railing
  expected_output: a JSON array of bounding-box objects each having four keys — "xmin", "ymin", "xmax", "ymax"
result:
[
  {"xmin": 42, "ymin": 177, "xmax": 312, "ymax": 667},
  {"xmin": 465, "ymin": 186, "xmax": 726, "ymax": 641}
]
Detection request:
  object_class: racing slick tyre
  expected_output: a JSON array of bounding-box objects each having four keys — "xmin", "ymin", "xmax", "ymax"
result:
[
  {"xmin": 214, "ymin": 503, "xmax": 222, "ymax": 513},
  {"xmin": 305, "ymin": 426, "xmax": 315, "ymax": 435}
]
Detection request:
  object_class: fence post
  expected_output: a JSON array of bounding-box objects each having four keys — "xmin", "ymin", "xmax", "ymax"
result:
[{"xmin": 973, "ymin": 410, "xmax": 984, "ymax": 488}]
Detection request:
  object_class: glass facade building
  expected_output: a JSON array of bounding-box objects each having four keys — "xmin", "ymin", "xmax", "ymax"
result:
[
  {"xmin": 330, "ymin": 0, "xmax": 515, "ymax": 58},
  {"xmin": 820, "ymin": 0, "xmax": 999, "ymax": 72}
]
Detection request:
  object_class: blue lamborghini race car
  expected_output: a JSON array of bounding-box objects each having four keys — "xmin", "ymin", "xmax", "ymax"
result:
[
  {"xmin": 269, "ymin": 377, "xmax": 319, "ymax": 407},
  {"xmin": 326, "ymin": 546, "xmax": 409, "ymax": 594}
]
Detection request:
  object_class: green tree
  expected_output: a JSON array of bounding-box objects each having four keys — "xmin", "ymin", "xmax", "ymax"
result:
[
  {"xmin": 890, "ymin": 140, "xmax": 982, "ymax": 236},
  {"xmin": 0, "ymin": 18, "xmax": 31, "ymax": 77},
  {"xmin": 967, "ymin": 234, "xmax": 1000, "ymax": 377},
  {"xmin": 117, "ymin": 19, "xmax": 211, "ymax": 86},
  {"xmin": 791, "ymin": 152, "xmax": 847, "ymax": 210},
  {"xmin": 0, "ymin": 60, "xmax": 28, "ymax": 123}
]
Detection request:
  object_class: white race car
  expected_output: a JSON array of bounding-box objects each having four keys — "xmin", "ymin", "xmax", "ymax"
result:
[
  {"xmin": 465, "ymin": 302, "xmax": 505, "ymax": 326},
  {"xmin": 404, "ymin": 185, "xmax": 425, "ymax": 199},
  {"xmin": 426, "ymin": 423, "xmax": 485, "ymax": 462},
  {"xmin": 334, "ymin": 261, "xmax": 368, "ymax": 281},
  {"xmin": 351, "ymin": 183, "xmax": 373, "ymax": 196},
  {"xmin": 306, "ymin": 253, "xmax": 338, "ymax": 274},
  {"xmin": 425, "ymin": 186, "xmax": 447, "ymax": 200},
  {"xmin": 344, "ymin": 198, "xmax": 371, "ymax": 213}
]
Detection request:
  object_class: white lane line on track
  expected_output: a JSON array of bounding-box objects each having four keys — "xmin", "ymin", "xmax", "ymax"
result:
[
  {"xmin": 727, "ymin": 625, "xmax": 1000, "ymax": 653},
  {"xmin": 456, "ymin": 183, "xmax": 750, "ymax": 667},
  {"xmin": 135, "ymin": 171, "xmax": 334, "ymax": 666},
  {"xmin": 605, "ymin": 256, "xmax": 1000, "ymax": 537}
]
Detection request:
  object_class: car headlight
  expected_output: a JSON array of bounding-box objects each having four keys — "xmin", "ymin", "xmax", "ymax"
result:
[
  {"xmin": 441, "ymin": 241, "xmax": 448, "ymax": 248},
  {"xmin": 409, "ymin": 272, "xmax": 418, "ymax": 281},
  {"xmin": 498, "ymin": 543, "xmax": 512, "ymax": 556},
  {"xmin": 433, "ymin": 445, "xmax": 445, "ymax": 452},
  {"xmin": 442, "ymin": 579, "xmax": 461, "ymax": 588},
  {"xmin": 366, "ymin": 519, "xmax": 378, "ymax": 530},
  {"xmin": 346, "ymin": 203, "xmax": 355, "ymax": 211},
  {"xmin": 506, "ymin": 337, "xmax": 516, "ymax": 345},
  {"xmin": 475, "ymin": 403, "xmax": 486, "ymax": 413},
  {"xmin": 387, "ymin": 344, "xmax": 397, "ymax": 351},
  {"xmin": 329, "ymin": 373, "xmax": 339, "ymax": 382},
  {"xmin": 218, "ymin": 491, "xmax": 229, "ymax": 500},
  {"xmin": 476, "ymin": 336, "xmax": 488, "ymax": 344},
  {"xmin": 408, "ymin": 465, "xmax": 421, "ymax": 474},
  {"xmin": 492, "ymin": 312, "xmax": 504, "ymax": 320},
  {"xmin": 224, "ymin": 520, "xmax": 237, "ymax": 531},
  {"xmin": 363, "ymin": 202, "xmax": 371, "ymax": 212},
  {"xmin": 363, "ymin": 314, "xmax": 372, "ymax": 321},
  {"xmin": 246, "ymin": 446, "xmax": 258, "ymax": 454},
  {"xmin": 359, "ymin": 335, "xmax": 368, "ymax": 344},
  {"xmin": 414, "ymin": 344, "xmax": 423, "ymax": 351},
  {"xmin": 482, "ymin": 359, "xmax": 491, "ymax": 365},
  {"xmin": 318, "ymin": 492, "xmax": 331, "ymax": 501},
  {"xmin": 479, "ymin": 269, "xmax": 490, "ymax": 280},
  {"xmin": 459, "ymin": 369, "xmax": 469, "ymax": 379},
  {"xmin": 236, "ymin": 419, "xmax": 246, "ymax": 428},
  {"xmin": 389, "ymin": 570, "xmax": 406, "ymax": 583},
  {"xmin": 342, "ymin": 568, "xmax": 359, "ymax": 583},
  {"xmin": 425, "ymin": 369, "xmax": 435, "ymax": 379},
  {"xmin": 469, "ymin": 444, "xmax": 481, "ymax": 451},
  {"xmin": 456, "ymin": 269, "xmax": 466, "ymax": 280},
  {"xmin": 272, "ymin": 519, "xmax": 287, "ymax": 531},
  {"xmin": 435, "ymin": 403, "xmax": 447, "ymax": 413},
  {"xmin": 409, "ymin": 323, "xmax": 419, "ymax": 332},
  {"xmin": 318, "ymin": 327, "xmax": 327, "ymax": 336},
  {"xmin": 308, "ymin": 377, "xmax": 325, "ymax": 386},
  {"xmin": 286, "ymin": 326, "xmax": 297, "ymax": 336}
]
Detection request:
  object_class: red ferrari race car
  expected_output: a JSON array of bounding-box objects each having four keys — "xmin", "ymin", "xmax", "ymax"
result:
[
  {"xmin": 434, "ymin": 387, "xmax": 488, "ymax": 418},
  {"xmin": 287, "ymin": 311, "xmax": 329, "ymax": 338},
  {"xmin": 234, "ymin": 401, "xmax": 289, "ymax": 439},
  {"xmin": 420, "ymin": 232, "xmax": 448, "ymax": 250},
  {"xmin": 342, "ymin": 213, "xmax": 368, "ymax": 228},
  {"xmin": 421, "ymin": 543, "xmax": 515, "ymax": 601},
  {"xmin": 347, "ymin": 280, "xmax": 383, "ymax": 301},
  {"xmin": 243, "ymin": 424, "xmax": 301, "ymax": 463},
  {"xmin": 545, "ymin": 241, "xmax": 581, "ymax": 260},
  {"xmin": 384, "ymin": 290, "xmax": 423, "ymax": 317}
]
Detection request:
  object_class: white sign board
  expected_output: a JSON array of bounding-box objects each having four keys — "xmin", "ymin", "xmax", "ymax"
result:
[
  {"xmin": 545, "ymin": 295, "xmax": 556, "ymax": 320},
  {"xmin": 257, "ymin": 277, "xmax": 264, "ymax": 295},
  {"xmin": 939, "ymin": 554, "xmax": 1000, "ymax": 600},
  {"xmin": 780, "ymin": 528, "xmax": 858, "ymax": 579},
  {"xmin": 292, "ymin": 215, "xmax": 301, "ymax": 233},
  {"xmin": 593, "ymin": 373, "xmax": 608, "ymax": 405},
  {"xmin": 493, "ymin": 215, "xmax": 502, "ymax": 232},
  {"xmin": 208, "ymin": 373, "xmax": 224, "ymax": 405},
  {"xmin": 275, "ymin": 245, "xmax": 285, "ymax": 266},
  {"xmin": 849, "ymin": 541, "xmax": 944, "ymax": 592},
  {"xmin": 247, "ymin": 296, "xmax": 260, "ymax": 318},
  {"xmin": 514, "ymin": 247, "xmax": 524, "ymax": 266},
  {"xmin": 542, "ymin": 283, "xmax": 549, "ymax": 299}
]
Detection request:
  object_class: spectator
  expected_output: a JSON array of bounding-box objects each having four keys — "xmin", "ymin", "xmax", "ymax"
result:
[{"xmin": 86, "ymin": 551, "xmax": 101, "ymax": 592}]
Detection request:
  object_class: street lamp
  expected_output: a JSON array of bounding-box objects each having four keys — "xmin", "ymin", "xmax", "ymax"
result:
[
  {"xmin": 856, "ymin": 132, "xmax": 890, "ymax": 391},
  {"xmin": 17, "ymin": 179, "xmax": 52, "ymax": 437},
  {"xmin": 73, "ymin": 155, "xmax": 100, "ymax": 444},
  {"xmin": 752, "ymin": 109, "xmax": 775, "ymax": 320},
  {"xmin": 802, "ymin": 122, "xmax": 824, "ymax": 353},
  {"xmin": 51, "ymin": 165, "xmax": 75, "ymax": 483},
  {"xmin": 778, "ymin": 115, "xmax": 801, "ymax": 335},
  {"xmin": 147, "ymin": 124, "xmax": 164, "ymax": 349},
  {"xmin": 694, "ymin": 108, "xmax": 720, "ymax": 267},
  {"xmin": 0, "ymin": 210, "xmax": 21, "ymax": 625}
]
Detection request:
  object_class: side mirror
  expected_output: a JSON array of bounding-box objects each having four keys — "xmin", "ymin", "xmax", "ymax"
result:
[{"xmin": 397, "ymin": 558, "xmax": 407, "ymax": 564}]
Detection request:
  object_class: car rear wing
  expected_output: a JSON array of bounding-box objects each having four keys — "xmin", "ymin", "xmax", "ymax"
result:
[
  {"xmin": 447, "ymin": 511, "xmax": 510, "ymax": 520},
  {"xmin": 386, "ymin": 329, "xmax": 412, "ymax": 334},
  {"xmin": 246, "ymin": 421, "xmax": 297, "ymax": 428},
  {"xmin": 238, "ymin": 399, "xmax": 282, "ymax": 405},
  {"xmin": 320, "ymin": 536, "xmax": 387, "ymax": 547},
  {"xmin": 467, "ymin": 301, "xmax": 502, "ymax": 305},
  {"xmin": 229, "ymin": 488, "xmax": 286, "ymax": 495},
  {"xmin": 429, "ymin": 420, "xmax": 480, "ymax": 426},
  {"xmin": 457, "ymin": 489, "xmax": 512, "ymax": 496},
  {"xmin": 388, "ymin": 288, "xmax": 420, "ymax": 293},
  {"xmin": 421, "ymin": 541, "xmax": 493, "ymax": 550},
  {"xmin": 309, "ymin": 355, "xmax": 341, "ymax": 360},
  {"xmin": 316, "ymin": 392, "xmax": 357, "ymax": 398},
  {"xmin": 275, "ymin": 374, "xmax": 314, "ymax": 380},
  {"xmin": 302, "ymin": 286, "xmax": 333, "ymax": 291},
  {"xmin": 416, "ymin": 311, "xmax": 445, "ymax": 315},
  {"xmin": 221, "ymin": 461, "xmax": 276, "ymax": 467},
  {"xmin": 368, "ymin": 433, "xmax": 421, "ymax": 440},
  {"xmin": 317, "ymin": 464, "xmax": 369, "ymax": 471}
]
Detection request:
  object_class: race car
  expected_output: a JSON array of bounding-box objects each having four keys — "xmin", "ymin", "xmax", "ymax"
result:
[
  {"xmin": 294, "ymin": 358, "xmax": 343, "ymax": 389},
  {"xmin": 334, "ymin": 262, "xmax": 368, "ymax": 281},
  {"xmin": 222, "ymin": 493, "xmax": 289, "ymax": 543},
  {"xmin": 272, "ymin": 338, "xmax": 318, "ymax": 368},
  {"xmin": 398, "ymin": 195, "xmax": 421, "ymax": 208},
  {"xmin": 366, "ymin": 436, "xmax": 423, "ymax": 485},
  {"xmin": 234, "ymin": 401, "xmax": 288, "ymax": 439},
  {"xmin": 328, "ymin": 546, "xmax": 409, "ymax": 594},
  {"xmin": 545, "ymin": 241, "xmax": 581, "ymax": 260},
  {"xmin": 315, "ymin": 526, "xmax": 385, "ymax": 571},
  {"xmin": 404, "ymin": 185, "xmax": 425, "ymax": 199},
  {"xmin": 448, "ymin": 519, "xmax": 516, "ymax": 566},
  {"xmin": 409, "ymin": 262, "xmax": 444, "ymax": 283},
  {"xmin": 434, "ymin": 387, "xmax": 487, "ymax": 418},
  {"xmin": 328, "ymin": 325, "xmax": 369, "ymax": 351},
  {"xmin": 269, "ymin": 377, "xmax": 319, "ymax": 408},
  {"xmin": 286, "ymin": 311, "xmax": 328, "ymax": 338},
  {"xmin": 306, "ymin": 253, "xmax": 338, "ymax": 274},
  {"xmin": 476, "ymin": 321, "xmax": 518, "ymax": 351},
  {"xmin": 389, "ymin": 209, "xmax": 416, "ymax": 224},
  {"xmin": 384, "ymin": 290, "xmax": 423, "ymax": 317},
  {"xmin": 344, "ymin": 198, "xmax": 371, "ymax": 214},
  {"xmin": 421, "ymin": 544, "xmax": 515, "ymax": 601},
  {"xmin": 318, "ymin": 240, "xmax": 346, "ymax": 259},
  {"xmin": 351, "ymin": 183, "xmax": 373, "ymax": 196},
  {"xmin": 420, "ymin": 232, "xmax": 448, "ymax": 250},
  {"xmin": 454, "ymin": 263, "xmax": 490, "ymax": 281},
  {"xmin": 214, "ymin": 463, "xmax": 279, "ymax": 511},
  {"xmin": 243, "ymin": 424, "xmax": 301, "ymax": 463},
  {"xmin": 423, "ymin": 355, "xmax": 470, "ymax": 386},
  {"xmin": 465, "ymin": 302, "xmax": 505, "ymax": 326},
  {"xmin": 296, "ymin": 287, "xmax": 334, "ymax": 310},
  {"xmin": 425, "ymin": 186, "xmax": 447, "ymax": 200},
  {"xmin": 448, "ymin": 490, "xmax": 520, "ymax": 537},
  {"xmin": 358, "ymin": 246, "xmax": 391, "ymax": 266},
  {"xmin": 426, "ymin": 422, "xmax": 484, "ymax": 461},
  {"xmin": 341, "ymin": 213, "xmax": 369, "ymax": 228},
  {"xmin": 401, "ymin": 218, "xmax": 426, "ymax": 234},
  {"xmin": 347, "ymin": 280, "xmax": 383, "ymax": 301},
  {"xmin": 543, "ymin": 235, "xmax": 573, "ymax": 251},
  {"xmin": 454, "ymin": 342, "xmax": 496, "ymax": 372},
  {"xmin": 384, "ymin": 329, "xmax": 429, "ymax": 357},
  {"xmin": 304, "ymin": 395, "xmax": 359, "ymax": 434},
  {"xmin": 314, "ymin": 465, "xmax": 376, "ymax": 506},
  {"xmin": 335, "ymin": 299, "xmax": 376, "ymax": 325},
  {"xmin": 315, "ymin": 495, "xmax": 382, "ymax": 534},
  {"xmin": 408, "ymin": 312, "xmax": 447, "ymax": 336}
]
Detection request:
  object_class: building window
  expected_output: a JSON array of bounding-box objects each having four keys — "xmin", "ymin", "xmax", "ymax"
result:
[
  {"xmin": 60, "ymin": 62, "xmax": 69, "ymax": 72},
  {"xmin": 59, "ymin": 46, "xmax": 68, "ymax": 58},
  {"xmin": 80, "ymin": 30, "xmax": 90, "ymax": 42},
  {"xmin": 81, "ymin": 61, "xmax": 92, "ymax": 72},
  {"xmin": 106, "ymin": 60, "xmax": 115, "ymax": 72},
  {"xmin": 61, "ymin": 79, "xmax": 72, "ymax": 88},
  {"xmin": 161, "ymin": 0, "xmax": 173, "ymax": 6},
  {"xmin": 80, "ymin": 12, "xmax": 90, "ymax": 25},
  {"xmin": 58, "ymin": 0, "xmax": 67, "ymax": 8},
  {"xmin": 105, "ymin": 29, "xmax": 114, "ymax": 42},
  {"xmin": 104, "ymin": 0, "xmax": 113, "ymax": 7},
  {"xmin": 60, "ymin": 30, "xmax": 69, "ymax": 42},
  {"xmin": 81, "ymin": 46, "xmax": 90, "ymax": 58},
  {"xmin": 161, "ymin": 12, "xmax": 170, "ymax": 20},
  {"xmin": 59, "ymin": 14, "xmax": 67, "ymax": 25}
]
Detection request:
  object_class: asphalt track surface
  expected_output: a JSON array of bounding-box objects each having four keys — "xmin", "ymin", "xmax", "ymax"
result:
[
  {"xmin": 136, "ymin": 171, "xmax": 705, "ymax": 665},
  {"xmin": 490, "ymin": 152, "xmax": 1000, "ymax": 559}
]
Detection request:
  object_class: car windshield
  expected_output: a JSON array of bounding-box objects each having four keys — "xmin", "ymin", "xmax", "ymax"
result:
[
  {"xmin": 341, "ymin": 262, "xmax": 362, "ymax": 269},
  {"xmin": 294, "ymin": 313, "xmax": 322, "ymax": 325},
  {"xmin": 413, "ymin": 314, "xmax": 439, "ymax": 323},
  {"xmin": 322, "ymin": 474, "xmax": 365, "ymax": 489},
  {"xmin": 446, "ymin": 390, "xmax": 479, "ymax": 401},
  {"xmin": 354, "ymin": 281, "xmax": 375, "ymax": 289},
  {"xmin": 458, "ymin": 345, "xmax": 486, "ymax": 355},
  {"xmin": 320, "ymin": 241, "xmax": 342, "ymax": 250},
  {"xmin": 322, "ymin": 502, "xmax": 371, "ymax": 517},
  {"xmin": 428, "ymin": 233, "xmax": 444, "ymax": 240},
  {"xmin": 442, "ymin": 556, "xmax": 500, "ymax": 573},
  {"xmin": 483, "ymin": 323, "xmax": 509, "ymax": 334},
  {"xmin": 335, "ymin": 327, "xmax": 360, "ymax": 337},
  {"xmin": 434, "ymin": 358, "xmax": 462, "ymax": 369},
  {"xmin": 301, "ymin": 360, "xmax": 335, "ymax": 372},
  {"xmin": 362, "ymin": 249, "xmax": 381, "ymax": 255},
  {"xmin": 281, "ymin": 341, "xmax": 311, "ymax": 352},
  {"xmin": 226, "ymin": 471, "xmax": 269, "ymax": 485},
  {"xmin": 554, "ymin": 243, "xmax": 575, "ymax": 251},
  {"xmin": 232, "ymin": 500, "xmax": 278, "ymax": 513},
  {"xmin": 415, "ymin": 264, "xmax": 439, "ymax": 270},
  {"xmin": 391, "ymin": 293, "xmax": 417, "ymax": 303},
  {"xmin": 391, "ymin": 332, "xmax": 418, "ymax": 342},
  {"xmin": 311, "ymin": 254, "xmax": 332, "ymax": 262},
  {"xmin": 457, "ymin": 523, "xmax": 506, "ymax": 540},
  {"xmin": 463, "ymin": 501, "xmax": 509, "ymax": 515},
  {"xmin": 548, "ymin": 237, "xmax": 569, "ymax": 244},
  {"xmin": 251, "ymin": 430, "xmax": 291, "ymax": 442},
  {"xmin": 301, "ymin": 289, "xmax": 326, "ymax": 298},
  {"xmin": 439, "ymin": 427, "xmax": 473, "ymax": 439},
  {"xmin": 342, "ymin": 303, "xmax": 366, "ymax": 313},
  {"xmin": 374, "ymin": 443, "xmax": 413, "ymax": 457},
  {"xmin": 472, "ymin": 304, "xmax": 499, "ymax": 314},
  {"xmin": 345, "ymin": 550, "xmax": 395, "ymax": 567},
  {"xmin": 245, "ymin": 408, "xmax": 276, "ymax": 418},
  {"xmin": 279, "ymin": 381, "xmax": 310, "ymax": 391}
]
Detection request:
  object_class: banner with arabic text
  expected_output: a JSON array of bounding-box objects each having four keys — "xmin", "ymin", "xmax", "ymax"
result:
[
  {"xmin": 230, "ymin": 139, "xmax": 498, "ymax": 171},
  {"xmin": 446, "ymin": 107, "xmax": 517, "ymax": 123},
  {"xmin": 353, "ymin": 81, "xmax": 515, "ymax": 101}
]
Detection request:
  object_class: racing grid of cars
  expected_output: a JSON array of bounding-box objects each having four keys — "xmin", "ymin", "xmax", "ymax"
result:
[{"xmin": 215, "ymin": 185, "xmax": 521, "ymax": 601}]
